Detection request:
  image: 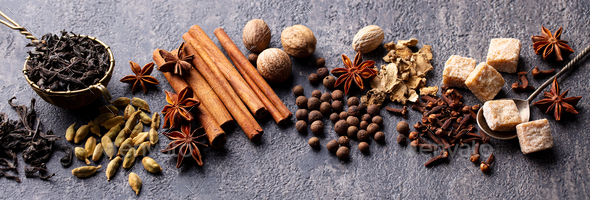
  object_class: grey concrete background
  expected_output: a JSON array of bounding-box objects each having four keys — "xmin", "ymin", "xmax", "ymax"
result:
[{"xmin": 0, "ymin": 0, "xmax": 589, "ymax": 199}]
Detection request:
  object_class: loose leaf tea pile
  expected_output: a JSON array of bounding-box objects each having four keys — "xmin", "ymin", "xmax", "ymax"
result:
[
  {"xmin": 0, "ymin": 97, "xmax": 59, "ymax": 182},
  {"xmin": 25, "ymin": 31, "xmax": 109, "ymax": 91}
]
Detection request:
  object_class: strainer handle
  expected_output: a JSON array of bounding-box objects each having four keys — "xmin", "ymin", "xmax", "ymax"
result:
[
  {"xmin": 94, "ymin": 83, "xmax": 112, "ymax": 103},
  {"xmin": 0, "ymin": 10, "xmax": 40, "ymax": 43}
]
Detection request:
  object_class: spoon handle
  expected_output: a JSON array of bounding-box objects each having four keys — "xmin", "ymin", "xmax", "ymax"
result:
[
  {"xmin": 0, "ymin": 10, "xmax": 40, "ymax": 43},
  {"xmin": 527, "ymin": 44, "xmax": 590, "ymax": 102}
]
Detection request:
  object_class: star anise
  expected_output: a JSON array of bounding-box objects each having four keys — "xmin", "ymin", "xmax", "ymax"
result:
[
  {"xmin": 533, "ymin": 78, "xmax": 582, "ymax": 121},
  {"xmin": 119, "ymin": 61, "xmax": 159, "ymax": 94},
  {"xmin": 161, "ymin": 124, "xmax": 208, "ymax": 168},
  {"xmin": 330, "ymin": 52, "xmax": 378, "ymax": 94},
  {"xmin": 531, "ymin": 26, "xmax": 574, "ymax": 62},
  {"xmin": 161, "ymin": 86, "xmax": 200, "ymax": 129},
  {"xmin": 158, "ymin": 42, "xmax": 194, "ymax": 75}
]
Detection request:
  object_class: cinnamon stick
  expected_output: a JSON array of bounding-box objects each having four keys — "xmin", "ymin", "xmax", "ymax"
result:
[
  {"xmin": 183, "ymin": 34, "xmax": 264, "ymax": 141},
  {"xmin": 187, "ymin": 25, "xmax": 268, "ymax": 119},
  {"xmin": 213, "ymin": 28, "xmax": 292, "ymax": 120},
  {"xmin": 153, "ymin": 49, "xmax": 227, "ymax": 148}
]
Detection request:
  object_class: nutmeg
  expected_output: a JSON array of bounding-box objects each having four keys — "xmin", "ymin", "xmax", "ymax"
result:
[
  {"xmin": 242, "ymin": 19, "xmax": 271, "ymax": 53},
  {"xmin": 281, "ymin": 25, "xmax": 316, "ymax": 58},
  {"xmin": 352, "ymin": 25, "xmax": 384, "ymax": 54},
  {"xmin": 257, "ymin": 48, "xmax": 291, "ymax": 83}
]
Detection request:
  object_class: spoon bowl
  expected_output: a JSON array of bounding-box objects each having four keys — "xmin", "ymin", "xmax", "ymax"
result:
[{"xmin": 476, "ymin": 98, "xmax": 529, "ymax": 140}]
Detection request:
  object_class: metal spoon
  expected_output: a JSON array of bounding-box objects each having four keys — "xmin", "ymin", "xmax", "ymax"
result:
[{"xmin": 478, "ymin": 44, "xmax": 590, "ymax": 140}]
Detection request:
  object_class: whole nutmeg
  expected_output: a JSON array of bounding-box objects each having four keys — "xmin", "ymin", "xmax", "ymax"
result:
[
  {"xmin": 248, "ymin": 53, "xmax": 258, "ymax": 64},
  {"xmin": 308, "ymin": 73, "xmax": 319, "ymax": 84},
  {"xmin": 316, "ymin": 57, "xmax": 325, "ymax": 67},
  {"xmin": 372, "ymin": 116, "xmax": 383, "ymax": 126},
  {"xmin": 292, "ymin": 85, "xmax": 304, "ymax": 96},
  {"xmin": 307, "ymin": 97, "xmax": 321, "ymax": 110},
  {"xmin": 347, "ymin": 97, "xmax": 360, "ymax": 106},
  {"xmin": 319, "ymin": 102, "xmax": 332, "ymax": 115},
  {"xmin": 338, "ymin": 136, "xmax": 350, "ymax": 147},
  {"xmin": 374, "ymin": 131, "xmax": 385, "ymax": 143},
  {"xmin": 329, "ymin": 113, "xmax": 339, "ymax": 123},
  {"xmin": 348, "ymin": 105, "xmax": 361, "ymax": 117},
  {"xmin": 339, "ymin": 111, "xmax": 349, "ymax": 120},
  {"xmin": 311, "ymin": 90, "xmax": 322, "ymax": 98},
  {"xmin": 359, "ymin": 121, "xmax": 369, "ymax": 130},
  {"xmin": 334, "ymin": 120, "xmax": 349, "ymax": 136},
  {"xmin": 323, "ymin": 76, "xmax": 336, "ymax": 89},
  {"xmin": 352, "ymin": 25, "xmax": 384, "ymax": 54},
  {"xmin": 347, "ymin": 126, "xmax": 358, "ymax": 139},
  {"xmin": 320, "ymin": 92, "xmax": 332, "ymax": 102},
  {"xmin": 310, "ymin": 121, "xmax": 324, "ymax": 134},
  {"xmin": 358, "ymin": 142, "xmax": 369, "ymax": 153},
  {"xmin": 281, "ymin": 25, "xmax": 316, "ymax": 58},
  {"xmin": 332, "ymin": 90, "xmax": 344, "ymax": 101},
  {"xmin": 367, "ymin": 104, "xmax": 380, "ymax": 116},
  {"xmin": 396, "ymin": 121, "xmax": 410, "ymax": 134},
  {"xmin": 295, "ymin": 120, "xmax": 307, "ymax": 133},
  {"xmin": 361, "ymin": 114, "xmax": 372, "ymax": 122},
  {"xmin": 357, "ymin": 130, "xmax": 369, "ymax": 142},
  {"xmin": 367, "ymin": 123, "xmax": 380, "ymax": 136},
  {"xmin": 346, "ymin": 116, "xmax": 360, "ymax": 127},
  {"xmin": 317, "ymin": 67, "xmax": 329, "ymax": 79},
  {"xmin": 257, "ymin": 48, "xmax": 291, "ymax": 83},
  {"xmin": 295, "ymin": 109, "xmax": 308, "ymax": 120},
  {"xmin": 242, "ymin": 19, "xmax": 271, "ymax": 53},
  {"xmin": 327, "ymin": 140, "xmax": 339, "ymax": 154},
  {"xmin": 331, "ymin": 101, "xmax": 344, "ymax": 113},
  {"xmin": 308, "ymin": 137, "xmax": 320, "ymax": 149},
  {"xmin": 336, "ymin": 146, "xmax": 349, "ymax": 160},
  {"xmin": 296, "ymin": 96, "xmax": 308, "ymax": 108},
  {"xmin": 308, "ymin": 110, "xmax": 323, "ymax": 122}
]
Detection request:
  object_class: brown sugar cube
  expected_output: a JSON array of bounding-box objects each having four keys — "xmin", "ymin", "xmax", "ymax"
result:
[
  {"xmin": 482, "ymin": 100, "xmax": 522, "ymax": 131},
  {"xmin": 465, "ymin": 62, "xmax": 505, "ymax": 102},
  {"xmin": 442, "ymin": 55, "xmax": 476, "ymax": 88},
  {"xmin": 516, "ymin": 119, "xmax": 553, "ymax": 154},
  {"xmin": 486, "ymin": 38, "xmax": 521, "ymax": 73}
]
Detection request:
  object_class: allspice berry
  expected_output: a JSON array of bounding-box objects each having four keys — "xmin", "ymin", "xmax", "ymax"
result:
[
  {"xmin": 347, "ymin": 126, "xmax": 358, "ymax": 139},
  {"xmin": 316, "ymin": 57, "xmax": 325, "ymax": 67},
  {"xmin": 248, "ymin": 53, "xmax": 258, "ymax": 64},
  {"xmin": 242, "ymin": 19, "xmax": 271, "ymax": 53},
  {"xmin": 347, "ymin": 96, "xmax": 359, "ymax": 106},
  {"xmin": 311, "ymin": 90, "xmax": 322, "ymax": 98},
  {"xmin": 346, "ymin": 116, "xmax": 360, "ymax": 127},
  {"xmin": 334, "ymin": 120, "xmax": 349, "ymax": 136},
  {"xmin": 319, "ymin": 102, "xmax": 332, "ymax": 115},
  {"xmin": 367, "ymin": 123, "xmax": 380, "ymax": 136},
  {"xmin": 326, "ymin": 140, "xmax": 339, "ymax": 154},
  {"xmin": 320, "ymin": 92, "xmax": 332, "ymax": 102},
  {"xmin": 332, "ymin": 90, "xmax": 344, "ymax": 101},
  {"xmin": 308, "ymin": 110, "xmax": 323, "ymax": 122},
  {"xmin": 339, "ymin": 111, "xmax": 349, "ymax": 120},
  {"xmin": 308, "ymin": 137, "xmax": 320, "ymax": 148},
  {"xmin": 329, "ymin": 113, "xmax": 340, "ymax": 123},
  {"xmin": 396, "ymin": 121, "xmax": 410, "ymax": 134},
  {"xmin": 338, "ymin": 136, "xmax": 350, "ymax": 146},
  {"xmin": 308, "ymin": 73, "xmax": 319, "ymax": 84},
  {"xmin": 374, "ymin": 131, "xmax": 385, "ymax": 143},
  {"xmin": 357, "ymin": 130, "xmax": 369, "ymax": 142},
  {"xmin": 361, "ymin": 114, "xmax": 372, "ymax": 122},
  {"xmin": 295, "ymin": 109, "xmax": 308, "ymax": 120},
  {"xmin": 296, "ymin": 96, "xmax": 308, "ymax": 108},
  {"xmin": 296, "ymin": 120, "xmax": 307, "ymax": 133},
  {"xmin": 317, "ymin": 67, "xmax": 329, "ymax": 79},
  {"xmin": 331, "ymin": 101, "xmax": 344, "ymax": 113},
  {"xmin": 348, "ymin": 106, "xmax": 360, "ymax": 117},
  {"xmin": 281, "ymin": 25, "xmax": 316, "ymax": 58},
  {"xmin": 336, "ymin": 146, "xmax": 349, "ymax": 160},
  {"xmin": 397, "ymin": 134, "xmax": 407, "ymax": 145},
  {"xmin": 358, "ymin": 142, "xmax": 369, "ymax": 153},
  {"xmin": 323, "ymin": 76, "xmax": 336, "ymax": 89},
  {"xmin": 257, "ymin": 48, "xmax": 291, "ymax": 83},
  {"xmin": 307, "ymin": 97, "xmax": 321, "ymax": 110},
  {"xmin": 292, "ymin": 85, "xmax": 304, "ymax": 96},
  {"xmin": 359, "ymin": 121, "xmax": 369, "ymax": 130},
  {"xmin": 372, "ymin": 116, "xmax": 383, "ymax": 126},
  {"xmin": 367, "ymin": 104, "xmax": 380, "ymax": 116},
  {"xmin": 310, "ymin": 121, "xmax": 324, "ymax": 134}
]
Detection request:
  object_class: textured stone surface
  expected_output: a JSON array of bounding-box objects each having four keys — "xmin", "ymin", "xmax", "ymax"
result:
[{"xmin": 0, "ymin": 0, "xmax": 589, "ymax": 199}]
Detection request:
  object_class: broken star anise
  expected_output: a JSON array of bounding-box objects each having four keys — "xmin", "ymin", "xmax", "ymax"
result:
[
  {"xmin": 331, "ymin": 52, "xmax": 378, "ymax": 94},
  {"xmin": 533, "ymin": 78, "xmax": 582, "ymax": 121},
  {"xmin": 120, "ymin": 61, "xmax": 160, "ymax": 94},
  {"xmin": 158, "ymin": 42, "xmax": 194, "ymax": 75},
  {"xmin": 531, "ymin": 26, "xmax": 574, "ymax": 62},
  {"xmin": 161, "ymin": 86, "xmax": 200, "ymax": 129},
  {"xmin": 161, "ymin": 124, "xmax": 208, "ymax": 168}
]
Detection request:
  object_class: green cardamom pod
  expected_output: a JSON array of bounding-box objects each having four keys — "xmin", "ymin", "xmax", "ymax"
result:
[
  {"xmin": 122, "ymin": 148, "xmax": 136, "ymax": 169},
  {"xmin": 106, "ymin": 156, "xmax": 121, "ymax": 181},
  {"xmin": 135, "ymin": 141, "xmax": 150, "ymax": 158},
  {"xmin": 92, "ymin": 143, "xmax": 103, "ymax": 161},
  {"xmin": 104, "ymin": 123, "xmax": 122, "ymax": 140},
  {"xmin": 114, "ymin": 129, "xmax": 127, "ymax": 147},
  {"xmin": 65, "ymin": 122, "xmax": 76, "ymax": 142},
  {"xmin": 124, "ymin": 104, "xmax": 135, "ymax": 120},
  {"xmin": 130, "ymin": 122, "xmax": 143, "ymax": 139},
  {"xmin": 148, "ymin": 128, "xmax": 158, "ymax": 146},
  {"xmin": 151, "ymin": 112, "xmax": 160, "ymax": 130},
  {"xmin": 88, "ymin": 121, "xmax": 101, "ymax": 137},
  {"xmin": 99, "ymin": 105, "xmax": 119, "ymax": 114},
  {"xmin": 124, "ymin": 111, "xmax": 141, "ymax": 135},
  {"xmin": 74, "ymin": 125, "xmax": 90, "ymax": 144},
  {"xmin": 141, "ymin": 157, "xmax": 162, "ymax": 173},
  {"xmin": 72, "ymin": 165, "xmax": 101, "ymax": 178},
  {"xmin": 93, "ymin": 113, "xmax": 116, "ymax": 125},
  {"xmin": 85, "ymin": 137, "xmax": 97, "ymax": 156},
  {"xmin": 102, "ymin": 116, "xmax": 124, "ymax": 130},
  {"xmin": 101, "ymin": 136, "xmax": 116, "ymax": 160},
  {"xmin": 118, "ymin": 138, "xmax": 134, "ymax": 156},
  {"xmin": 139, "ymin": 111, "xmax": 151, "ymax": 125},
  {"xmin": 132, "ymin": 132, "xmax": 148, "ymax": 146},
  {"xmin": 128, "ymin": 172, "xmax": 142, "ymax": 195},
  {"xmin": 75, "ymin": 147, "xmax": 91, "ymax": 165},
  {"xmin": 111, "ymin": 97, "xmax": 131, "ymax": 107},
  {"xmin": 132, "ymin": 97, "xmax": 150, "ymax": 113}
]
